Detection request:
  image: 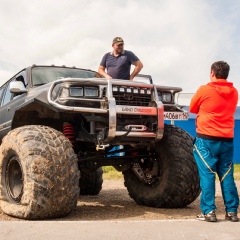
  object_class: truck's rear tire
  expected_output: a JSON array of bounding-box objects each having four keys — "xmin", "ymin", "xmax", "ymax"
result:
[
  {"xmin": 0, "ymin": 125, "xmax": 80, "ymax": 220},
  {"xmin": 79, "ymin": 167, "xmax": 103, "ymax": 195},
  {"xmin": 123, "ymin": 124, "xmax": 200, "ymax": 208}
]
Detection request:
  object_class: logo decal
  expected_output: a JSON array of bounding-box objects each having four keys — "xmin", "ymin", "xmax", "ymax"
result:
[{"xmin": 124, "ymin": 94, "xmax": 133, "ymax": 100}]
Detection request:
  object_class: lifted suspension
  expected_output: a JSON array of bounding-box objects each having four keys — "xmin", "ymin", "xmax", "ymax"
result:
[{"xmin": 63, "ymin": 122, "xmax": 75, "ymax": 147}]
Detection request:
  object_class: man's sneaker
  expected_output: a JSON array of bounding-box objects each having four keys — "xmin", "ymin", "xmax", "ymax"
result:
[
  {"xmin": 196, "ymin": 210, "xmax": 217, "ymax": 222},
  {"xmin": 225, "ymin": 212, "xmax": 239, "ymax": 222}
]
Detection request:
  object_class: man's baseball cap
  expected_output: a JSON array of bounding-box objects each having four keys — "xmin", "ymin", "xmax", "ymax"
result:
[{"xmin": 112, "ymin": 37, "xmax": 124, "ymax": 45}]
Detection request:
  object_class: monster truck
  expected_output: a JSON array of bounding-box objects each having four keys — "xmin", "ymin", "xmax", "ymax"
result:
[{"xmin": 0, "ymin": 65, "xmax": 200, "ymax": 219}]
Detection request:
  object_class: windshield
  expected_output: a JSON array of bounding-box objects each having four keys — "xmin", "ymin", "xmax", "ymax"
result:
[{"xmin": 31, "ymin": 67, "xmax": 101, "ymax": 86}]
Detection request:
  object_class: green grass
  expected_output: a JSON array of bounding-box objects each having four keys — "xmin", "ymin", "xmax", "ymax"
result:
[
  {"xmin": 103, "ymin": 166, "xmax": 123, "ymax": 180},
  {"xmin": 102, "ymin": 164, "xmax": 240, "ymax": 180},
  {"xmin": 234, "ymin": 164, "xmax": 240, "ymax": 180}
]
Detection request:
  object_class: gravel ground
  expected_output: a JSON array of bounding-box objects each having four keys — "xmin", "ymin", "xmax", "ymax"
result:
[{"xmin": 0, "ymin": 180, "xmax": 239, "ymax": 221}]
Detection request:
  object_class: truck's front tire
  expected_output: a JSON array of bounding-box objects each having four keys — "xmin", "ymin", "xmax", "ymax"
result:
[
  {"xmin": 0, "ymin": 125, "xmax": 79, "ymax": 219},
  {"xmin": 123, "ymin": 124, "xmax": 200, "ymax": 208}
]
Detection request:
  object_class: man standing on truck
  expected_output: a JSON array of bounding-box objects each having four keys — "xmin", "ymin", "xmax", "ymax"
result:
[
  {"xmin": 98, "ymin": 37, "xmax": 143, "ymax": 80},
  {"xmin": 190, "ymin": 61, "xmax": 239, "ymax": 222}
]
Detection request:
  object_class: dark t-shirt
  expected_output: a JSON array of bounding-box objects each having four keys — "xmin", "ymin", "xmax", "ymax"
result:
[{"xmin": 100, "ymin": 50, "xmax": 139, "ymax": 80}]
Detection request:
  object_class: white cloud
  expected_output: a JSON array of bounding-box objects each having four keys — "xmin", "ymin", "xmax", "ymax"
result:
[
  {"xmin": 0, "ymin": 69, "xmax": 13, "ymax": 84},
  {"xmin": 0, "ymin": 0, "xmax": 240, "ymax": 93}
]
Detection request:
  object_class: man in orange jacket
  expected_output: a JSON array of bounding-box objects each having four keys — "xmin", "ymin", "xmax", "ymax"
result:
[{"xmin": 190, "ymin": 61, "xmax": 239, "ymax": 222}]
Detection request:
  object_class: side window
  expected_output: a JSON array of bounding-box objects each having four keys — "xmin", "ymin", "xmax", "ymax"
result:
[
  {"xmin": 0, "ymin": 72, "xmax": 27, "ymax": 106},
  {"xmin": 1, "ymin": 80, "xmax": 14, "ymax": 106}
]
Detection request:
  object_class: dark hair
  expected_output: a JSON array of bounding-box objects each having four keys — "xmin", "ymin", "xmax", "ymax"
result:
[{"xmin": 211, "ymin": 61, "xmax": 230, "ymax": 79}]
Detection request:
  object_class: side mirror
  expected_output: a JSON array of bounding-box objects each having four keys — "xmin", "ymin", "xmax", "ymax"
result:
[{"xmin": 10, "ymin": 81, "xmax": 27, "ymax": 93}]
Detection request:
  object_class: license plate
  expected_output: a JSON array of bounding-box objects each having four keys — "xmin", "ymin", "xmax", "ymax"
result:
[{"xmin": 164, "ymin": 111, "xmax": 189, "ymax": 120}]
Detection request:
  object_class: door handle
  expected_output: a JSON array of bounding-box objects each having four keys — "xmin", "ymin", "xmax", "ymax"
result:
[{"xmin": 7, "ymin": 107, "xmax": 10, "ymax": 111}]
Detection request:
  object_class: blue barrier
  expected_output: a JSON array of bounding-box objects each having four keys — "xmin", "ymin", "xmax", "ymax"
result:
[{"xmin": 168, "ymin": 107, "xmax": 240, "ymax": 163}]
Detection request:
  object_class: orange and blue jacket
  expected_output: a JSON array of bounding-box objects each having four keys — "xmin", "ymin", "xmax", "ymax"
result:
[{"xmin": 189, "ymin": 80, "xmax": 238, "ymax": 139}]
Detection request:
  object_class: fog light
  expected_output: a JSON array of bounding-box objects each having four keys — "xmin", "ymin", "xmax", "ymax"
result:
[
  {"xmin": 126, "ymin": 88, "xmax": 132, "ymax": 93},
  {"xmin": 113, "ymin": 86, "xmax": 118, "ymax": 92},
  {"xmin": 133, "ymin": 88, "xmax": 138, "ymax": 94}
]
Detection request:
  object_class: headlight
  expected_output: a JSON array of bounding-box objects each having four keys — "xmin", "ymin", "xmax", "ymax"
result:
[
  {"xmin": 69, "ymin": 86, "xmax": 99, "ymax": 97},
  {"xmin": 162, "ymin": 92, "xmax": 172, "ymax": 102},
  {"xmin": 70, "ymin": 87, "xmax": 83, "ymax": 97},
  {"xmin": 84, "ymin": 87, "xmax": 99, "ymax": 97}
]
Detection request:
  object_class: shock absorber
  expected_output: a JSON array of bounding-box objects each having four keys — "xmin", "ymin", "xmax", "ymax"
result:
[{"xmin": 63, "ymin": 122, "xmax": 75, "ymax": 147}]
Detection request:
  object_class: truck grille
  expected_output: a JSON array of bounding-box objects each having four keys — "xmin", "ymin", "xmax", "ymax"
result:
[
  {"xmin": 103, "ymin": 87, "xmax": 152, "ymax": 106},
  {"xmin": 113, "ymin": 93, "xmax": 151, "ymax": 106}
]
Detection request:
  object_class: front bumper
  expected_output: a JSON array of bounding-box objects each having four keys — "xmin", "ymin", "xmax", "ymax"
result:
[{"xmin": 47, "ymin": 78, "xmax": 184, "ymax": 142}]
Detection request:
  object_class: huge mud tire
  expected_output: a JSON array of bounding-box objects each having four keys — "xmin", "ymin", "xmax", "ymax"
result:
[
  {"xmin": 123, "ymin": 124, "xmax": 200, "ymax": 208},
  {"xmin": 79, "ymin": 168, "xmax": 103, "ymax": 195},
  {"xmin": 0, "ymin": 125, "xmax": 80, "ymax": 220}
]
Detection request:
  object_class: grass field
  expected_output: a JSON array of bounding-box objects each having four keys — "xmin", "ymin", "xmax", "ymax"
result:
[
  {"xmin": 234, "ymin": 164, "xmax": 240, "ymax": 180},
  {"xmin": 103, "ymin": 166, "xmax": 123, "ymax": 180},
  {"xmin": 103, "ymin": 164, "xmax": 240, "ymax": 180}
]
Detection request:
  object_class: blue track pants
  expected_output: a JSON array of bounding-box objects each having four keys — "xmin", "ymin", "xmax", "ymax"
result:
[{"xmin": 193, "ymin": 137, "xmax": 239, "ymax": 214}]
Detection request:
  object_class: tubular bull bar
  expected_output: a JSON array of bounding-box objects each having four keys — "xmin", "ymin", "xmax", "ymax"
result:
[{"xmin": 47, "ymin": 78, "xmax": 168, "ymax": 141}]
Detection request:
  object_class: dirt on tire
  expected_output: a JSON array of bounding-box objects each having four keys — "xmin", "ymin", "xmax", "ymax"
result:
[
  {"xmin": 124, "ymin": 125, "xmax": 200, "ymax": 208},
  {"xmin": 0, "ymin": 125, "xmax": 79, "ymax": 220}
]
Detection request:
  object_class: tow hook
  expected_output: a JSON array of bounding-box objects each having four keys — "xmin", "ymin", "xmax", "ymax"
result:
[{"xmin": 96, "ymin": 144, "xmax": 110, "ymax": 151}]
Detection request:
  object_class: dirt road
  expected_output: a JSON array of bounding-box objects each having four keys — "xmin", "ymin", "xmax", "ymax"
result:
[{"xmin": 0, "ymin": 179, "xmax": 238, "ymax": 221}]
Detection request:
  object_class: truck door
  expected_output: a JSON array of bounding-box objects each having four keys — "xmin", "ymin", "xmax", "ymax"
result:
[{"xmin": 0, "ymin": 77, "xmax": 26, "ymax": 143}]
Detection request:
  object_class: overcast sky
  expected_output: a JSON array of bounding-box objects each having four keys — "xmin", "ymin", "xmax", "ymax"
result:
[{"xmin": 0, "ymin": 0, "xmax": 240, "ymax": 93}]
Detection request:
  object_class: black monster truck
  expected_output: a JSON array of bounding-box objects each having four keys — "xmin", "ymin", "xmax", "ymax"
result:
[{"xmin": 0, "ymin": 65, "xmax": 200, "ymax": 219}]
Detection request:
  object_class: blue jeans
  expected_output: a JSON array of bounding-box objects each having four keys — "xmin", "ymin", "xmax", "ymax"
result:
[{"xmin": 193, "ymin": 137, "xmax": 239, "ymax": 214}]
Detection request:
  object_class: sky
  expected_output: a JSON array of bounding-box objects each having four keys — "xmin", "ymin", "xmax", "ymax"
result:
[{"xmin": 0, "ymin": 0, "xmax": 240, "ymax": 94}]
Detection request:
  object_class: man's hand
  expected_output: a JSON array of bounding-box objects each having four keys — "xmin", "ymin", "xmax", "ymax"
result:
[
  {"xmin": 98, "ymin": 66, "xmax": 112, "ymax": 79},
  {"xmin": 129, "ymin": 61, "xmax": 143, "ymax": 80}
]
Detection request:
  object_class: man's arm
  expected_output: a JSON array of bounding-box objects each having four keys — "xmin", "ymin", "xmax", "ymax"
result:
[
  {"xmin": 129, "ymin": 60, "xmax": 143, "ymax": 80},
  {"xmin": 189, "ymin": 89, "xmax": 202, "ymax": 114},
  {"xmin": 98, "ymin": 66, "xmax": 112, "ymax": 79}
]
